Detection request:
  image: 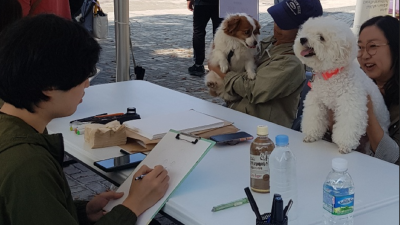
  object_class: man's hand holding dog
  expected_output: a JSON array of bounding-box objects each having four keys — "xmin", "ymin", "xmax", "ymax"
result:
[{"xmin": 208, "ymin": 62, "xmax": 227, "ymax": 78}]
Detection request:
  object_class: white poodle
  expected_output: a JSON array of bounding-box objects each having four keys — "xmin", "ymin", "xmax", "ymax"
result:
[{"xmin": 293, "ymin": 16, "xmax": 390, "ymax": 154}]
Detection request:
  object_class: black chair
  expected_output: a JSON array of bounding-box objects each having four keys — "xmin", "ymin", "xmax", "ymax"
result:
[{"xmin": 291, "ymin": 71, "xmax": 312, "ymax": 132}]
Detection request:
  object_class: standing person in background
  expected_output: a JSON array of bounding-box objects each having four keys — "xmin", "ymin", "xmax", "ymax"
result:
[
  {"xmin": 18, "ymin": 0, "xmax": 72, "ymax": 20},
  {"xmin": 356, "ymin": 15, "xmax": 399, "ymax": 164},
  {"xmin": 187, "ymin": 0, "xmax": 223, "ymax": 76}
]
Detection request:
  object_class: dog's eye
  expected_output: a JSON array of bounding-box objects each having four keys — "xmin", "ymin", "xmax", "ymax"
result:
[
  {"xmin": 319, "ymin": 35, "xmax": 325, "ymax": 41},
  {"xmin": 244, "ymin": 30, "xmax": 250, "ymax": 35}
]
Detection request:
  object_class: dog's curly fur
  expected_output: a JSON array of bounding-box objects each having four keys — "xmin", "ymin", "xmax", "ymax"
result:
[
  {"xmin": 293, "ymin": 16, "xmax": 390, "ymax": 154},
  {"xmin": 204, "ymin": 13, "xmax": 260, "ymax": 101}
]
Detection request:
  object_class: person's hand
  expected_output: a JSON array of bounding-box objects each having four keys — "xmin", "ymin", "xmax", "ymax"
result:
[
  {"xmin": 207, "ymin": 61, "xmax": 227, "ymax": 78},
  {"xmin": 122, "ymin": 165, "xmax": 169, "ymax": 216},
  {"xmin": 86, "ymin": 191, "xmax": 124, "ymax": 222},
  {"xmin": 187, "ymin": 0, "xmax": 194, "ymax": 11}
]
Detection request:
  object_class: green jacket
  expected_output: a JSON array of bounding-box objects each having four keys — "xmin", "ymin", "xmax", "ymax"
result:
[
  {"xmin": 0, "ymin": 112, "xmax": 137, "ymax": 225},
  {"xmin": 224, "ymin": 35, "xmax": 305, "ymax": 128}
]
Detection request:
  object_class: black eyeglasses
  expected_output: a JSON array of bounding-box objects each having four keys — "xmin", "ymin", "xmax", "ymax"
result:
[{"xmin": 357, "ymin": 42, "xmax": 389, "ymax": 58}]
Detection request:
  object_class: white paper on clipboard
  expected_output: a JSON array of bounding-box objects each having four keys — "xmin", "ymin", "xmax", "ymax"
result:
[
  {"xmin": 103, "ymin": 129, "xmax": 216, "ymax": 225},
  {"xmin": 219, "ymin": 0, "xmax": 259, "ymax": 20}
]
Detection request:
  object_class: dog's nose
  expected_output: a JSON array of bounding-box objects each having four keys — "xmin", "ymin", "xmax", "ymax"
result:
[
  {"xmin": 300, "ymin": 38, "xmax": 308, "ymax": 45},
  {"xmin": 253, "ymin": 41, "xmax": 258, "ymax": 46}
]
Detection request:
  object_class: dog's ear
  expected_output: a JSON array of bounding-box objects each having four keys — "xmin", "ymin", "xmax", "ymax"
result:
[
  {"xmin": 253, "ymin": 18, "xmax": 261, "ymax": 35},
  {"xmin": 224, "ymin": 15, "xmax": 241, "ymax": 35}
]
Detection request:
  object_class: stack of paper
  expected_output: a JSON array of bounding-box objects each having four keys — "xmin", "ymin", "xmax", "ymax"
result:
[{"xmin": 123, "ymin": 110, "xmax": 225, "ymax": 140}]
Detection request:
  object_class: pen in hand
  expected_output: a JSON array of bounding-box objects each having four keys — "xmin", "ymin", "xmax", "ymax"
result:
[{"xmin": 134, "ymin": 174, "xmax": 146, "ymax": 180}]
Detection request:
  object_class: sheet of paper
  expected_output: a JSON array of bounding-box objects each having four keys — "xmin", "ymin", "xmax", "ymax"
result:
[
  {"xmin": 123, "ymin": 110, "xmax": 225, "ymax": 140},
  {"xmin": 219, "ymin": 0, "xmax": 259, "ymax": 20},
  {"xmin": 104, "ymin": 130, "xmax": 216, "ymax": 225}
]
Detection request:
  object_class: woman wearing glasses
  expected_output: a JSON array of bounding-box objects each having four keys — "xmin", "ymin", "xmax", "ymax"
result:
[{"xmin": 357, "ymin": 16, "xmax": 399, "ymax": 165}]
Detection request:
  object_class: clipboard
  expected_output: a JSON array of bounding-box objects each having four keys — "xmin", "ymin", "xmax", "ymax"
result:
[{"xmin": 103, "ymin": 129, "xmax": 216, "ymax": 224}]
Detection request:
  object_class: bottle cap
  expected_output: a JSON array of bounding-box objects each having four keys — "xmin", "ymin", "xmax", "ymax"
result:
[
  {"xmin": 257, "ymin": 125, "xmax": 268, "ymax": 135},
  {"xmin": 332, "ymin": 158, "xmax": 348, "ymax": 172},
  {"xmin": 275, "ymin": 135, "xmax": 289, "ymax": 146}
]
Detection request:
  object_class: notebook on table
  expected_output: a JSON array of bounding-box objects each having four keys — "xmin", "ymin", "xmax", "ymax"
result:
[
  {"xmin": 103, "ymin": 130, "xmax": 216, "ymax": 225},
  {"xmin": 123, "ymin": 109, "xmax": 225, "ymax": 140}
]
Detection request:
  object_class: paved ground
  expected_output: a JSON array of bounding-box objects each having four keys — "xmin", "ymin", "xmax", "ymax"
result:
[{"xmin": 64, "ymin": 0, "xmax": 357, "ymax": 224}]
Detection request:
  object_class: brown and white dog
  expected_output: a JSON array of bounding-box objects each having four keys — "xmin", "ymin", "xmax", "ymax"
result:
[{"xmin": 205, "ymin": 13, "xmax": 260, "ymax": 101}]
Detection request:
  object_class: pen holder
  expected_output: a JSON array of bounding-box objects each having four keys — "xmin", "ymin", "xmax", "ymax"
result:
[{"xmin": 256, "ymin": 213, "xmax": 288, "ymax": 225}]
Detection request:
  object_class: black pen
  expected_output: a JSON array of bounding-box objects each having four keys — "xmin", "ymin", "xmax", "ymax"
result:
[
  {"xmin": 274, "ymin": 195, "xmax": 284, "ymax": 223},
  {"xmin": 244, "ymin": 187, "xmax": 262, "ymax": 221},
  {"xmin": 269, "ymin": 195, "xmax": 276, "ymax": 223},
  {"xmin": 283, "ymin": 199, "xmax": 293, "ymax": 218}
]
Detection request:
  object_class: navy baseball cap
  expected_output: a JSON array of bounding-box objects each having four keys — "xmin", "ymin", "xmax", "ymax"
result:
[{"xmin": 267, "ymin": 0, "xmax": 323, "ymax": 30}]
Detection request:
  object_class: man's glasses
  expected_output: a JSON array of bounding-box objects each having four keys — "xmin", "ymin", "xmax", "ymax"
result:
[{"xmin": 357, "ymin": 42, "xmax": 389, "ymax": 58}]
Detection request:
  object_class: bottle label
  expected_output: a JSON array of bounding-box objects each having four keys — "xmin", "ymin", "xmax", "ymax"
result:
[
  {"xmin": 250, "ymin": 153, "xmax": 269, "ymax": 179},
  {"xmin": 323, "ymin": 190, "xmax": 354, "ymax": 215}
]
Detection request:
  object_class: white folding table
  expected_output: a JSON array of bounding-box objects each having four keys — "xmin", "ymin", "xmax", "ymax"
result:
[{"xmin": 47, "ymin": 81, "xmax": 399, "ymax": 225}]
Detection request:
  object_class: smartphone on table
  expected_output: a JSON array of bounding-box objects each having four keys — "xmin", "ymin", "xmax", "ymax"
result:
[
  {"xmin": 94, "ymin": 151, "xmax": 146, "ymax": 172},
  {"xmin": 210, "ymin": 131, "xmax": 253, "ymax": 145}
]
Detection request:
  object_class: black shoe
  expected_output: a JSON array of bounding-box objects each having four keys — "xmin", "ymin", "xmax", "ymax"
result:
[{"xmin": 188, "ymin": 64, "xmax": 205, "ymax": 76}]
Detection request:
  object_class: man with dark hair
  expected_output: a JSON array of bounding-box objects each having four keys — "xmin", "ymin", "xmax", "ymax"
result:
[
  {"xmin": 0, "ymin": 14, "xmax": 169, "ymax": 225},
  {"xmin": 208, "ymin": 0, "xmax": 323, "ymax": 128}
]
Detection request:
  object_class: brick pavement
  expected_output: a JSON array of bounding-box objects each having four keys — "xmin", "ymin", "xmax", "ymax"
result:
[{"xmin": 64, "ymin": 1, "xmax": 357, "ymax": 224}]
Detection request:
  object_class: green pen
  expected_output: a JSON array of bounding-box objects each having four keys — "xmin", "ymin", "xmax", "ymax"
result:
[{"xmin": 211, "ymin": 197, "xmax": 249, "ymax": 212}]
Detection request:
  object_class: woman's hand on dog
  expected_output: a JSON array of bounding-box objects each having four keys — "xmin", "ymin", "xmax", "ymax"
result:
[{"xmin": 208, "ymin": 62, "xmax": 227, "ymax": 78}]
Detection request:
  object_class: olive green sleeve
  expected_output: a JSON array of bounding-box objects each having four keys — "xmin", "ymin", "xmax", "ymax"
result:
[
  {"xmin": 95, "ymin": 205, "xmax": 138, "ymax": 225},
  {"xmin": 223, "ymin": 55, "xmax": 305, "ymax": 104}
]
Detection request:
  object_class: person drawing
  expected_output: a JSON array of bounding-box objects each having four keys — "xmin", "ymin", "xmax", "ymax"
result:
[
  {"xmin": 356, "ymin": 16, "xmax": 399, "ymax": 164},
  {"xmin": 208, "ymin": 0, "xmax": 323, "ymax": 128},
  {"xmin": 0, "ymin": 14, "xmax": 169, "ymax": 224}
]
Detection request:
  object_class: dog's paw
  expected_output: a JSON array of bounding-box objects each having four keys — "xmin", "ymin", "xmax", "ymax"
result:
[
  {"xmin": 206, "ymin": 81, "xmax": 218, "ymax": 89},
  {"xmin": 247, "ymin": 71, "xmax": 256, "ymax": 80},
  {"xmin": 220, "ymin": 61, "xmax": 229, "ymax": 73},
  {"xmin": 338, "ymin": 147, "xmax": 352, "ymax": 154},
  {"xmin": 303, "ymin": 136, "xmax": 320, "ymax": 143}
]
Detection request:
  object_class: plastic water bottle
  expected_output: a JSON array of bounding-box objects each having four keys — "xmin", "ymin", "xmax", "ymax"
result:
[
  {"xmin": 323, "ymin": 158, "xmax": 354, "ymax": 225},
  {"xmin": 269, "ymin": 135, "xmax": 298, "ymax": 223}
]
